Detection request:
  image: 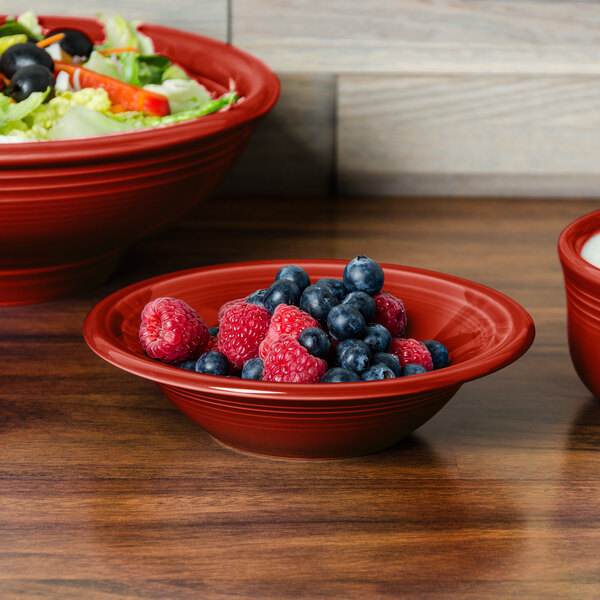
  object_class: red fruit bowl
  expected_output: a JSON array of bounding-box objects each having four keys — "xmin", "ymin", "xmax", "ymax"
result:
[
  {"xmin": 83, "ymin": 259, "xmax": 535, "ymax": 459},
  {"xmin": 0, "ymin": 15, "xmax": 279, "ymax": 306},
  {"xmin": 558, "ymin": 209, "xmax": 600, "ymax": 399}
]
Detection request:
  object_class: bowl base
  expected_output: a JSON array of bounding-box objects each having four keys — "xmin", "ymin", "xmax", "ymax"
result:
[
  {"xmin": 0, "ymin": 250, "xmax": 122, "ymax": 306},
  {"xmin": 206, "ymin": 431, "xmax": 407, "ymax": 461}
]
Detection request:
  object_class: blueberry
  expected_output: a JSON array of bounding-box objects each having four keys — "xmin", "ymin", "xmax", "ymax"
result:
[
  {"xmin": 247, "ymin": 288, "xmax": 267, "ymax": 307},
  {"xmin": 334, "ymin": 338, "xmax": 361, "ymax": 364},
  {"xmin": 178, "ymin": 359, "xmax": 197, "ymax": 371},
  {"xmin": 341, "ymin": 291, "xmax": 376, "ymax": 322},
  {"xmin": 241, "ymin": 357, "xmax": 264, "ymax": 380},
  {"xmin": 362, "ymin": 323, "xmax": 392, "ymax": 354},
  {"xmin": 343, "ymin": 255, "xmax": 384, "ymax": 295},
  {"xmin": 337, "ymin": 340, "xmax": 371, "ymax": 374},
  {"xmin": 372, "ymin": 352, "xmax": 402, "ymax": 376},
  {"xmin": 422, "ymin": 340, "xmax": 450, "ymax": 369},
  {"xmin": 402, "ymin": 363, "xmax": 427, "ymax": 376},
  {"xmin": 320, "ymin": 367, "xmax": 361, "ymax": 383},
  {"xmin": 195, "ymin": 351, "xmax": 229, "ymax": 376},
  {"xmin": 263, "ymin": 279, "xmax": 301, "ymax": 313},
  {"xmin": 327, "ymin": 304, "xmax": 366, "ymax": 341},
  {"xmin": 314, "ymin": 278, "xmax": 347, "ymax": 302},
  {"xmin": 298, "ymin": 327, "xmax": 330, "ymax": 359},
  {"xmin": 361, "ymin": 364, "xmax": 397, "ymax": 381},
  {"xmin": 276, "ymin": 265, "xmax": 311, "ymax": 292},
  {"xmin": 300, "ymin": 284, "xmax": 339, "ymax": 326},
  {"xmin": 208, "ymin": 326, "xmax": 219, "ymax": 337}
]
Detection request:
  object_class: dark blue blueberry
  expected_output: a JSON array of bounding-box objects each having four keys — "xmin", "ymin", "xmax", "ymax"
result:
[
  {"xmin": 343, "ymin": 255, "xmax": 384, "ymax": 295},
  {"xmin": 208, "ymin": 326, "xmax": 219, "ymax": 337},
  {"xmin": 372, "ymin": 352, "xmax": 402, "ymax": 376},
  {"xmin": 337, "ymin": 340, "xmax": 371, "ymax": 374},
  {"xmin": 422, "ymin": 340, "xmax": 450, "ymax": 369},
  {"xmin": 178, "ymin": 359, "xmax": 197, "ymax": 371},
  {"xmin": 263, "ymin": 279, "xmax": 301, "ymax": 314},
  {"xmin": 362, "ymin": 323, "xmax": 392, "ymax": 354},
  {"xmin": 297, "ymin": 327, "xmax": 330, "ymax": 359},
  {"xmin": 246, "ymin": 288, "xmax": 267, "ymax": 307},
  {"xmin": 320, "ymin": 367, "xmax": 361, "ymax": 383},
  {"xmin": 334, "ymin": 338, "xmax": 361, "ymax": 365},
  {"xmin": 195, "ymin": 351, "xmax": 229, "ymax": 376},
  {"xmin": 361, "ymin": 364, "xmax": 397, "ymax": 381},
  {"xmin": 402, "ymin": 363, "xmax": 427, "ymax": 376},
  {"xmin": 327, "ymin": 304, "xmax": 366, "ymax": 341},
  {"xmin": 300, "ymin": 284, "xmax": 339, "ymax": 326},
  {"xmin": 275, "ymin": 265, "xmax": 311, "ymax": 292},
  {"xmin": 241, "ymin": 357, "xmax": 264, "ymax": 380},
  {"xmin": 341, "ymin": 291, "xmax": 376, "ymax": 322},
  {"xmin": 314, "ymin": 278, "xmax": 347, "ymax": 302}
]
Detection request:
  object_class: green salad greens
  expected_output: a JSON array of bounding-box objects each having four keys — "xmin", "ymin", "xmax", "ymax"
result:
[{"xmin": 0, "ymin": 12, "xmax": 240, "ymax": 142}]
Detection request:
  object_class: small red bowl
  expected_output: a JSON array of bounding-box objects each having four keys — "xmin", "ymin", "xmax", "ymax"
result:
[
  {"xmin": 558, "ymin": 209, "xmax": 600, "ymax": 398},
  {"xmin": 0, "ymin": 15, "xmax": 279, "ymax": 306},
  {"xmin": 83, "ymin": 260, "xmax": 535, "ymax": 459}
]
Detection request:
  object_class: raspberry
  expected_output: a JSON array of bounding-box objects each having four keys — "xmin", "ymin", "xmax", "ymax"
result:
[
  {"xmin": 217, "ymin": 302, "xmax": 270, "ymax": 369},
  {"xmin": 218, "ymin": 297, "xmax": 247, "ymax": 322},
  {"xmin": 263, "ymin": 334, "xmax": 328, "ymax": 383},
  {"xmin": 389, "ymin": 338, "xmax": 433, "ymax": 371},
  {"xmin": 139, "ymin": 297, "xmax": 209, "ymax": 364},
  {"xmin": 206, "ymin": 335, "xmax": 219, "ymax": 351},
  {"xmin": 258, "ymin": 304, "xmax": 320, "ymax": 360},
  {"xmin": 373, "ymin": 290, "xmax": 407, "ymax": 337}
]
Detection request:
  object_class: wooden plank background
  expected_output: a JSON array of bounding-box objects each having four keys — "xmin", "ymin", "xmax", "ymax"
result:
[{"xmin": 5, "ymin": 1, "xmax": 600, "ymax": 197}]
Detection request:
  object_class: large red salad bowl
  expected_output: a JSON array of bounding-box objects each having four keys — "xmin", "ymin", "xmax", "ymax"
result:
[
  {"xmin": 0, "ymin": 15, "xmax": 279, "ymax": 305},
  {"xmin": 83, "ymin": 259, "xmax": 535, "ymax": 459}
]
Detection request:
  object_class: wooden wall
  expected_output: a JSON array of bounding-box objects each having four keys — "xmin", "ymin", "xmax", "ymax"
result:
[{"xmin": 8, "ymin": 2, "xmax": 600, "ymax": 197}]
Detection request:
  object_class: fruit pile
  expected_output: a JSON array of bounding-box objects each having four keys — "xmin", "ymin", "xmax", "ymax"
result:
[{"xmin": 138, "ymin": 256, "xmax": 450, "ymax": 383}]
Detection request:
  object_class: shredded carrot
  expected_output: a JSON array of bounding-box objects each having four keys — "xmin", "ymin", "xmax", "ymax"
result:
[
  {"xmin": 36, "ymin": 33, "xmax": 65, "ymax": 48},
  {"xmin": 109, "ymin": 104, "xmax": 127, "ymax": 113},
  {"xmin": 1, "ymin": 74, "xmax": 10, "ymax": 87},
  {"xmin": 98, "ymin": 47, "xmax": 140, "ymax": 56}
]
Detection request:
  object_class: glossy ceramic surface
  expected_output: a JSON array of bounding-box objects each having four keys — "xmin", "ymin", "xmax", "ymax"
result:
[
  {"xmin": 0, "ymin": 15, "xmax": 279, "ymax": 306},
  {"xmin": 558, "ymin": 209, "xmax": 600, "ymax": 398},
  {"xmin": 83, "ymin": 260, "xmax": 535, "ymax": 459}
]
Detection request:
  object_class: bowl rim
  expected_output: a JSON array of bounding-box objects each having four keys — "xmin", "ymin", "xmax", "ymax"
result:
[
  {"xmin": 83, "ymin": 259, "xmax": 536, "ymax": 403},
  {"xmin": 558, "ymin": 209, "xmax": 600, "ymax": 285},
  {"xmin": 0, "ymin": 15, "xmax": 280, "ymax": 165}
]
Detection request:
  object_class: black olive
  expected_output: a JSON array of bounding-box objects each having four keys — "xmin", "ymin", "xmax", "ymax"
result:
[
  {"xmin": 48, "ymin": 28, "xmax": 94, "ymax": 60},
  {"xmin": 0, "ymin": 42, "xmax": 54, "ymax": 79},
  {"xmin": 7, "ymin": 64, "xmax": 54, "ymax": 102}
]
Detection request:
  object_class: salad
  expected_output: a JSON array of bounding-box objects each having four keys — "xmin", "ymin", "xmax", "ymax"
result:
[{"xmin": 0, "ymin": 11, "xmax": 240, "ymax": 141}]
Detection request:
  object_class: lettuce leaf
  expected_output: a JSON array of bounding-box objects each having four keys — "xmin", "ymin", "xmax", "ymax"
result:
[
  {"xmin": 46, "ymin": 105, "xmax": 131, "ymax": 139},
  {"xmin": 142, "ymin": 78, "xmax": 212, "ymax": 113},
  {"xmin": 84, "ymin": 50, "xmax": 121, "ymax": 79},
  {"xmin": 97, "ymin": 14, "xmax": 154, "ymax": 54},
  {"xmin": 119, "ymin": 52, "xmax": 171, "ymax": 87},
  {"xmin": 0, "ymin": 89, "xmax": 49, "ymax": 127}
]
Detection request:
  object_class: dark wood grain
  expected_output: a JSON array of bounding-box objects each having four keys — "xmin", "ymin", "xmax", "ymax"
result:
[{"xmin": 1, "ymin": 196, "xmax": 600, "ymax": 599}]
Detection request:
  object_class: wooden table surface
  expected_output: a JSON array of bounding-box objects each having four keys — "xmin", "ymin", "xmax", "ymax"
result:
[{"xmin": 2, "ymin": 195, "xmax": 600, "ymax": 600}]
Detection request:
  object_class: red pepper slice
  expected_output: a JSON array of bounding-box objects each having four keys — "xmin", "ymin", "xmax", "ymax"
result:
[{"xmin": 54, "ymin": 61, "xmax": 170, "ymax": 117}]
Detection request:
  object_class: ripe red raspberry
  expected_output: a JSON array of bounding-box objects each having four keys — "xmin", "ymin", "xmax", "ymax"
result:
[
  {"xmin": 218, "ymin": 302, "xmax": 270, "ymax": 369},
  {"xmin": 207, "ymin": 335, "xmax": 219, "ymax": 352},
  {"xmin": 263, "ymin": 334, "xmax": 328, "ymax": 383},
  {"xmin": 139, "ymin": 297, "xmax": 209, "ymax": 364},
  {"xmin": 389, "ymin": 338, "xmax": 433, "ymax": 371},
  {"xmin": 218, "ymin": 297, "xmax": 247, "ymax": 322},
  {"xmin": 373, "ymin": 290, "xmax": 407, "ymax": 337},
  {"xmin": 258, "ymin": 304, "xmax": 320, "ymax": 360}
]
